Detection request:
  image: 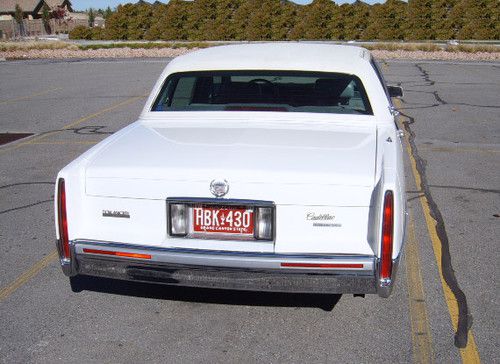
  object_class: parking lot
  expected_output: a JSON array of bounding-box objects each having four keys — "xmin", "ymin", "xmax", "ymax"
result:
[{"xmin": 0, "ymin": 58, "xmax": 498, "ymax": 363}]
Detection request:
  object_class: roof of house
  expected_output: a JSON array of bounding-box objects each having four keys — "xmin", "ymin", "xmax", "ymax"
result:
[{"xmin": 0, "ymin": 0, "xmax": 71, "ymax": 13}]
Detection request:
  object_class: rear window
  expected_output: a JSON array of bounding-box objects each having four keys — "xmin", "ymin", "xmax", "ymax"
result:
[{"xmin": 152, "ymin": 71, "xmax": 372, "ymax": 115}]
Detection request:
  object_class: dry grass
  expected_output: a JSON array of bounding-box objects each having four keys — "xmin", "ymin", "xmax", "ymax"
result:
[
  {"xmin": 76, "ymin": 42, "xmax": 215, "ymax": 51},
  {"xmin": 0, "ymin": 40, "xmax": 498, "ymax": 54},
  {"xmin": 363, "ymin": 42, "xmax": 442, "ymax": 52},
  {"xmin": 355, "ymin": 42, "xmax": 498, "ymax": 53},
  {"xmin": 446, "ymin": 44, "xmax": 499, "ymax": 53},
  {"xmin": 0, "ymin": 41, "xmax": 78, "ymax": 51}
]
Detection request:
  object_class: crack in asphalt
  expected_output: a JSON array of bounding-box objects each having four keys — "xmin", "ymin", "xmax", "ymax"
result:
[
  {"xmin": 428, "ymin": 185, "xmax": 500, "ymax": 195},
  {"xmin": 398, "ymin": 63, "xmax": 474, "ymax": 348},
  {"xmin": 0, "ymin": 181, "xmax": 53, "ymax": 189},
  {"xmin": 0, "ymin": 182, "xmax": 54, "ymax": 215},
  {"xmin": 0, "ymin": 199, "xmax": 52, "ymax": 215},
  {"xmin": 399, "ymin": 63, "xmax": 500, "ymax": 109}
]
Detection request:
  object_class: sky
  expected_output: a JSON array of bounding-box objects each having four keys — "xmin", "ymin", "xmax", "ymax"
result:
[{"xmin": 71, "ymin": 0, "xmax": 383, "ymax": 11}]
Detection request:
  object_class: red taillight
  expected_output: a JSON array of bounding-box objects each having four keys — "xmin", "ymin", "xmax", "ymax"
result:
[
  {"xmin": 57, "ymin": 178, "xmax": 70, "ymax": 260},
  {"xmin": 380, "ymin": 191, "xmax": 394, "ymax": 279}
]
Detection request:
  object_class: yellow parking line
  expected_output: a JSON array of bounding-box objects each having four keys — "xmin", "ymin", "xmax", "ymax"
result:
[
  {"xmin": 395, "ymin": 98, "xmax": 481, "ymax": 363},
  {"xmin": 0, "ymin": 95, "xmax": 147, "ymax": 299},
  {"xmin": 0, "ymin": 95, "xmax": 145, "ymax": 154},
  {"xmin": 406, "ymin": 213, "xmax": 434, "ymax": 364},
  {"xmin": 0, "ymin": 87, "xmax": 62, "ymax": 105},
  {"xmin": 0, "ymin": 250, "xmax": 58, "ymax": 302},
  {"xmin": 59, "ymin": 95, "xmax": 145, "ymax": 131}
]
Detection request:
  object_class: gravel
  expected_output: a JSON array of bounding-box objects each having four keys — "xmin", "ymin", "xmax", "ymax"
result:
[
  {"xmin": 0, "ymin": 47, "xmax": 194, "ymax": 60},
  {"xmin": 0, "ymin": 47, "xmax": 498, "ymax": 61},
  {"xmin": 371, "ymin": 49, "xmax": 500, "ymax": 61}
]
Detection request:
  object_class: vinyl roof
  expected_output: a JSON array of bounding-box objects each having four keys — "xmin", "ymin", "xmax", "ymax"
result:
[{"xmin": 166, "ymin": 43, "xmax": 372, "ymax": 75}]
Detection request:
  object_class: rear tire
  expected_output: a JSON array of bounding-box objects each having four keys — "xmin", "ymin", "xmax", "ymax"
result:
[{"xmin": 69, "ymin": 276, "xmax": 83, "ymax": 293}]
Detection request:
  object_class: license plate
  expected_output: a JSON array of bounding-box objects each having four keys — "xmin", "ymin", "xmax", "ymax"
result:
[{"xmin": 193, "ymin": 206, "xmax": 254, "ymax": 235}]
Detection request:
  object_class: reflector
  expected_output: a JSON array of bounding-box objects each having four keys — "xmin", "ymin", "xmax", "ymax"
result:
[
  {"xmin": 380, "ymin": 191, "xmax": 394, "ymax": 279},
  {"xmin": 281, "ymin": 263, "xmax": 363, "ymax": 269},
  {"xmin": 83, "ymin": 248, "xmax": 151, "ymax": 260}
]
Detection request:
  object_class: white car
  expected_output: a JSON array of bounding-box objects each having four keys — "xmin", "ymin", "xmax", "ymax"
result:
[{"xmin": 55, "ymin": 43, "xmax": 406, "ymax": 297}]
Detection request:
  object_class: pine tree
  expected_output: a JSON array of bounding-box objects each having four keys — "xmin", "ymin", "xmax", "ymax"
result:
[
  {"xmin": 406, "ymin": 0, "xmax": 433, "ymax": 40},
  {"xmin": 42, "ymin": 4, "xmax": 52, "ymax": 34},
  {"xmin": 290, "ymin": 0, "xmax": 337, "ymax": 40},
  {"xmin": 88, "ymin": 8, "xmax": 95, "ymax": 28},
  {"xmin": 14, "ymin": 4, "xmax": 26, "ymax": 37},
  {"xmin": 146, "ymin": 0, "xmax": 190, "ymax": 41},
  {"xmin": 430, "ymin": 0, "xmax": 457, "ymax": 40},
  {"xmin": 103, "ymin": 6, "xmax": 113, "ymax": 20},
  {"xmin": 455, "ymin": 0, "xmax": 498, "ymax": 40},
  {"xmin": 244, "ymin": 0, "xmax": 279, "ymax": 40},
  {"xmin": 232, "ymin": 0, "xmax": 260, "ymax": 40},
  {"xmin": 341, "ymin": 1, "xmax": 370, "ymax": 40},
  {"xmin": 272, "ymin": 1, "xmax": 298, "ymax": 40},
  {"xmin": 363, "ymin": 0, "xmax": 407, "ymax": 40},
  {"xmin": 213, "ymin": 0, "xmax": 241, "ymax": 40},
  {"xmin": 127, "ymin": 3, "xmax": 155, "ymax": 40},
  {"xmin": 188, "ymin": 0, "xmax": 217, "ymax": 40}
]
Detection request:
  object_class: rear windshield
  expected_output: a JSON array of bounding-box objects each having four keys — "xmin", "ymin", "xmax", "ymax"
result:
[{"xmin": 152, "ymin": 71, "xmax": 372, "ymax": 115}]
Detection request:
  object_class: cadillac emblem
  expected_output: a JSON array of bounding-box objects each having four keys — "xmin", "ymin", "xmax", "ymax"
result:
[{"xmin": 210, "ymin": 179, "xmax": 229, "ymax": 198}]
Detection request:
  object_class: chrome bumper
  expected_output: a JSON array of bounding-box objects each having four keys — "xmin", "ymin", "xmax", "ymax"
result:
[{"xmin": 58, "ymin": 240, "xmax": 400, "ymax": 297}]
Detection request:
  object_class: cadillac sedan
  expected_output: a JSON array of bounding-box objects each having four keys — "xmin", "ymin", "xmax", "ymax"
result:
[{"xmin": 55, "ymin": 43, "xmax": 406, "ymax": 297}]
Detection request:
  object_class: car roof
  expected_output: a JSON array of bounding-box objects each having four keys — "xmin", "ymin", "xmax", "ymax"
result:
[{"xmin": 165, "ymin": 43, "xmax": 372, "ymax": 74}]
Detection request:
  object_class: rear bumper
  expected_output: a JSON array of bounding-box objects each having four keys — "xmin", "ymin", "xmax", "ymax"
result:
[{"xmin": 58, "ymin": 240, "xmax": 400, "ymax": 297}]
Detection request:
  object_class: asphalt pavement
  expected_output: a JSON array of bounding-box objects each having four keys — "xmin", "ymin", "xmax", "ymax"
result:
[{"xmin": 0, "ymin": 57, "xmax": 498, "ymax": 363}]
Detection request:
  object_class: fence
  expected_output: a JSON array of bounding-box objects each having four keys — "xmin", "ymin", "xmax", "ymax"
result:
[{"xmin": 0, "ymin": 18, "xmax": 89, "ymax": 39}]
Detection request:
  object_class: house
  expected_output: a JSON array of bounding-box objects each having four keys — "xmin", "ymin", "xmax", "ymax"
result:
[{"xmin": 0, "ymin": 0, "xmax": 73, "ymax": 20}]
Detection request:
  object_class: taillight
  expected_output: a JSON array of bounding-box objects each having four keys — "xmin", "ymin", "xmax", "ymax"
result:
[
  {"xmin": 57, "ymin": 178, "xmax": 70, "ymax": 260},
  {"xmin": 380, "ymin": 190, "xmax": 394, "ymax": 280}
]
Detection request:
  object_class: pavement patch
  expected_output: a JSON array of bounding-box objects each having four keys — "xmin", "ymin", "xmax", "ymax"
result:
[{"xmin": 0, "ymin": 133, "xmax": 33, "ymax": 146}]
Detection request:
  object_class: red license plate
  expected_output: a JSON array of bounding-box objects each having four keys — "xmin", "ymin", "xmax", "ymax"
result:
[{"xmin": 193, "ymin": 206, "xmax": 254, "ymax": 235}]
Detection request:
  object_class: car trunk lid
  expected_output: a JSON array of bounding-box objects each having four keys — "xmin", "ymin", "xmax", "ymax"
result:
[{"xmin": 85, "ymin": 121, "xmax": 377, "ymax": 206}]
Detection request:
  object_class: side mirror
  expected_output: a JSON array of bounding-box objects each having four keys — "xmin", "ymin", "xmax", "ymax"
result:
[{"xmin": 387, "ymin": 85, "xmax": 403, "ymax": 98}]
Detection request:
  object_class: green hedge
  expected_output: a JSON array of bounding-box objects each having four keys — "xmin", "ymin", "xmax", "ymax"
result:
[
  {"xmin": 70, "ymin": 0, "xmax": 500, "ymax": 41},
  {"xmin": 69, "ymin": 25, "xmax": 106, "ymax": 40}
]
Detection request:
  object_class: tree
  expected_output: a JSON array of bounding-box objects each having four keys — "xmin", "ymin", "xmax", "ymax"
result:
[
  {"xmin": 104, "ymin": 4, "xmax": 130, "ymax": 39},
  {"xmin": 14, "ymin": 4, "xmax": 25, "ymax": 37},
  {"xmin": 289, "ymin": 0, "xmax": 337, "ymax": 40},
  {"xmin": 430, "ymin": 0, "xmax": 457, "ymax": 39},
  {"xmin": 212, "ymin": 0, "xmax": 242, "ymax": 40},
  {"xmin": 453, "ymin": 0, "xmax": 498, "ymax": 40},
  {"xmin": 406, "ymin": 0, "xmax": 433, "ymax": 40},
  {"xmin": 188, "ymin": 0, "xmax": 218, "ymax": 40},
  {"xmin": 271, "ymin": 0, "xmax": 298, "ymax": 40},
  {"xmin": 340, "ymin": 1, "xmax": 370, "ymax": 40},
  {"xmin": 77, "ymin": 0, "xmax": 498, "ymax": 41},
  {"xmin": 244, "ymin": 0, "xmax": 282, "ymax": 40},
  {"xmin": 363, "ymin": 0, "xmax": 407, "ymax": 40},
  {"xmin": 103, "ymin": 6, "xmax": 113, "ymax": 20},
  {"xmin": 143, "ymin": 0, "xmax": 190, "ymax": 41},
  {"xmin": 42, "ymin": 4, "xmax": 52, "ymax": 34},
  {"xmin": 88, "ymin": 8, "xmax": 95, "ymax": 28}
]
